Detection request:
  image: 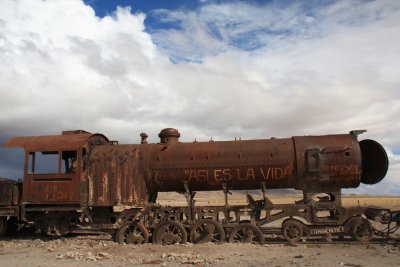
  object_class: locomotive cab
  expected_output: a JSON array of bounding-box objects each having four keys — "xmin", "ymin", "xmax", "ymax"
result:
[
  {"xmin": 3, "ymin": 130, "xmax": 109, "ymax": 205},
  {"xmin": 24, "ymin": 149, "xmax": 82, "ymax": 203}
]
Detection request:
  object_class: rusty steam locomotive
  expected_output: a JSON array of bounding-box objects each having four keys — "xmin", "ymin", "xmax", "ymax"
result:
[{"xmin": 0, "ymin": 128, "xmax": 396, "ymax": 244}]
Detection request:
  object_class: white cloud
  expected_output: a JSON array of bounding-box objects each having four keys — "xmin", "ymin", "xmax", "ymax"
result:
[{"xmin": 0, "ymin": 0, "xmax": 399, "ymax": 194}]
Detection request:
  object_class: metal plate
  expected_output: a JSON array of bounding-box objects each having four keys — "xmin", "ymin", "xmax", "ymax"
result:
[{"xmin": 359, "ymin": 139, "xmax": 388, "ymax": 184}]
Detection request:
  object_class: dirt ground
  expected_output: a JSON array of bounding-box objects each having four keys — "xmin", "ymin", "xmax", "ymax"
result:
[
  {"xmin": 0, "ymin": 194, "xmax": 399, "ymax": 267},
  {"xmin": 0, "ymin": 235, "xmax": 399, "ymax": 267}
]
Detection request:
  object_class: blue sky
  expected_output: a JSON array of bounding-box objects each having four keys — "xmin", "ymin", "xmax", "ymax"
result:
[
  {"xmin": 84, "ymin": 0, "xmax": 201, "ymax": 16},
  {"xmin": 0, "ymin": 0, "xmax": 399, "ymax": 195},
  {"xmin": 85, "ymin": 0, "xmax": 272, "ymax": 60},
  {"xmin": 83, "ymin": 0, "xmax": 366, "ymax": 61}
]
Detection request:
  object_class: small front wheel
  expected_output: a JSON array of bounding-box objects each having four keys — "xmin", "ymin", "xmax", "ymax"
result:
[
  {"xmin": 282, "ymin": 219, "xmax": 303, "ymax": 244},
  {"xmin": 351, "ymin": 218, "xmax": 373, "ymax": 242}
]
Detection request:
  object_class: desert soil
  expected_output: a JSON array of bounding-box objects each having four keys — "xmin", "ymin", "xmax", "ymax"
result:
[
  {"xmin": 1, "ymin": 235, "xmax": 399, "ymax": 267},
  {"xmin": 0, "ymin": 194, "xmax": 399, "ymax": 267}
]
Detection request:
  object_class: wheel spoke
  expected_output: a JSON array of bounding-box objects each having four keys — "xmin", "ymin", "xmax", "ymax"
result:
[
  {"xmin": 116, "ymin": 222, "xmax": 148, "ymax": 245},
  {"xmin": 190, "ymin": 219, "xmax": 225, "ymax": 244},
  {"xmin": 351, "ymin": 218, "xmax": 373, "ymax": 242},
  {"xmin": 154, "ymin": 221, "xmax": 187, "ymax": 245},
  {"xmin": 282, "ymin": 219, "xmax": 303, "ymax": 244},
  {"xmin": 229, "ymin": 223, "xmax": 264, "ymax": 245}
]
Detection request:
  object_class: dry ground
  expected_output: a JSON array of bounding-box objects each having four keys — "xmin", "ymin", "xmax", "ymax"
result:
[
  {"xmin": 0, "ymin": 194, "xmax": 399, "ymax": 267},
  {"xmin": 1, "ymin": 236, "xmax": 400, "ymax": 267}
]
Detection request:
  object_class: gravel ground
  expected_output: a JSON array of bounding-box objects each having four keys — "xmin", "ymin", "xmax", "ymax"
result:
[{"xmin": 0, "ymin": 234, "xmax": 399, "ymax": 267}]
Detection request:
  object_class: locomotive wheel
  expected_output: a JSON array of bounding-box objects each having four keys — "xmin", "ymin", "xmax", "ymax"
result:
[
  {"xmin": 0, "ymin": 217, "xmax": 7, "ymax": 236},
  {"xmin": 229, "ymin": 223, "xmax": 264, "ymax": 245},
  {"xmin": 116, "ymin": 222, "xmax": 149, "ymax": 245},
  {"xmin": 282, "ymin": 219, "xmax": 303, "ymax": 244},
  {"xmin": 351, "ymin": 218, "xmax": 373, "ymax": 242},
  {"xmin": 190, "ymin": 219, "xmax": 225, "ymax": 244},
  {"xmin": 153, "ymin": 221, "xmax": 187, "ymax": 245}
]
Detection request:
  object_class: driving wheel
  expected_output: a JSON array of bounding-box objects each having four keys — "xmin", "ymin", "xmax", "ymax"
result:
[
  {"xmin": 190, "ymin": 219, "xmax": 225, "ymax": 244},
  {"xmin": 153, "ymin": 220, "xmax": 187, "ymax": 245},
  {"xmin": 229, "ymin": 223, "xmax": 264, "ymax": 245},
  {"xmin": 116, "ymin": 222, "xmax": 149, "ymax": 245}
]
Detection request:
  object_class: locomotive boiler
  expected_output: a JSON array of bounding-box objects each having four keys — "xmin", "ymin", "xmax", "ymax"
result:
[
  {"xmin": 143, "ymin": 128, "xmax": 387, "ymax": 193},
  {"xmin": 0, "ymin": 128, "xmax": 394, "ymax": 244}
]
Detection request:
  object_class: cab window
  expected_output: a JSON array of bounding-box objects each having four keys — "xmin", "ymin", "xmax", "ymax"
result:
[
  {"xmin": 61, "ymin": 151, "xmax": 77, "ymax": 173},
  {"xmin": 28, "ymin": 150, "xmax": 78, "ymax": 174},
  {"xmin": 28, "ymin": 151, "xmax": 58, "ymax": 174}
]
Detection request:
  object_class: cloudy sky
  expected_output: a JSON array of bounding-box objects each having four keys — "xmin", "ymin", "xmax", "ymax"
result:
[{"xmin": 0, "ymin": 0, "xmax": 399, "ymax": 195}]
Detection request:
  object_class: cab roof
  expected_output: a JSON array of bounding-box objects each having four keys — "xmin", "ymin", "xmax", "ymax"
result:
[{"xmin": 2, "ymin": 130, "xmax": 109, "ymax": 151}]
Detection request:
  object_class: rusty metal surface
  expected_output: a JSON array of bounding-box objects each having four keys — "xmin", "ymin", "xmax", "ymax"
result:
[
  {"xmin": 0, "ymin": 128, "xmax": 392, "ymax": 243},
  {"xmin": 293, "ymin": 134, "xmax": 362, "ymax": 192},
  {"xmin": 0, "ymin": 178, "xmax": 16, "ymax": 205},
  {"xmin": 142, "ymin": 130, "xmax": 387, "ymax": 194},
  {"xmin": 147, "ymin": 138, "xmax": 296, "ymax": 192},
  {"xmin": 3, "ymin": 130, "xmax": 109, "ymax": 151},
  {"xmin": 87, "ymin": 145, "xmax": 147, "ymax": 207},
  {"xmin": 2, "ymin": 128, "xmax": 389, "ymax": 208},
  {"xmin": 0, "ymin": 178, "xmax": 20, "ymax": 216},
  {"xmin": 3, "ymin": 131, "xmax": 110, "ymax": 204}
]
